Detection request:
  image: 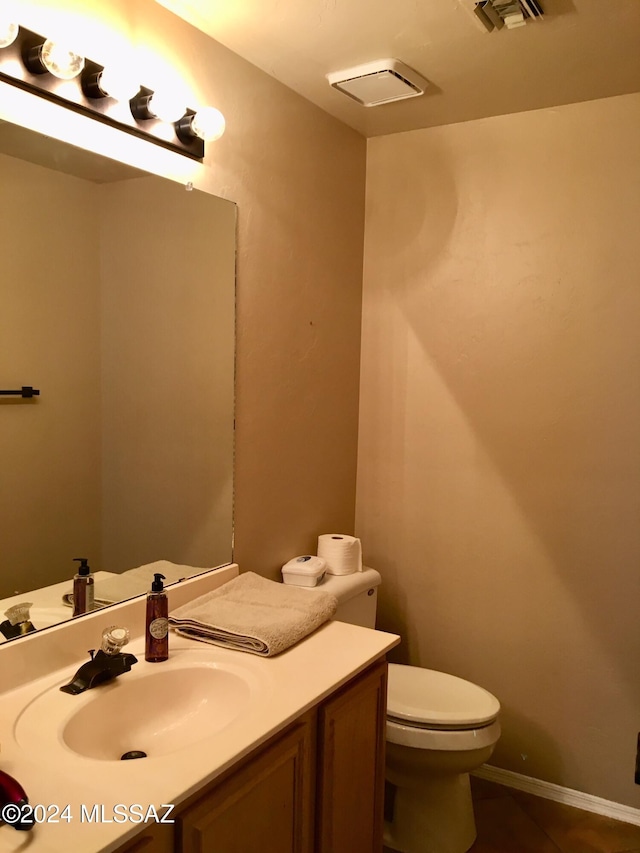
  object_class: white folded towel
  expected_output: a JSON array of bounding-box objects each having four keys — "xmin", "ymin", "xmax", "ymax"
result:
[
  {"xmin": 169, "ymin": 571, "xmax": 338, "ymax": 657},
  {"xmin": 63, "ymin": 560, "xmax": 201, "ymax": 608}
]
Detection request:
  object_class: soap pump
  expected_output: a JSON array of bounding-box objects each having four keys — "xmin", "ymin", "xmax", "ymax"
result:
[
  {"xmin": 72, "ymin": 557, "xmax": 94, "ymax": 617},
  {"xmin": 145, "ymin": 572, "xmax": 168, "ymax": 662}
]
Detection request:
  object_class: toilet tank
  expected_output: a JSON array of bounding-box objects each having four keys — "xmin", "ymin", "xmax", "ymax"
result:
[{"xmin": 311, "ymin": 568, "xmax": 381, "ymax": 628}]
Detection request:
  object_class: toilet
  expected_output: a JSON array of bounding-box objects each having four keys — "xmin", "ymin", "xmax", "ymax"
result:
[{"xmin": 305, "ymin": 568, "xmax": 500, "ymax": 853}]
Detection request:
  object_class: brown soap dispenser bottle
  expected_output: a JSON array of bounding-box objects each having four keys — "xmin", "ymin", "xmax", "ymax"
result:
[
  {"xmin": 72, "ymin": 558, "xmax": 95, "ymax": 617},
  {"xmin": 145, "ymin": 573, "xmax": 168, "ymax": 662}
]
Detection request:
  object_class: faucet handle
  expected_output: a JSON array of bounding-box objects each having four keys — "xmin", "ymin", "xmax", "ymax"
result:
[
  {"xmin": 4, "ymin": 602, "xmax": 34, "ymax": 626},
  {"xmin": 101, "ymin": 626, "xmax": 130, "ymax": 655}
]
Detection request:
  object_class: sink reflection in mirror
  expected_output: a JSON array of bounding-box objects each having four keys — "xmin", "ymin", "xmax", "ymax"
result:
[
  {"xmin": 14, "ymin": 649, "xmax": 271, "ymax": 762},
  {"xmin": 22, "ymin": 607, "xmax": 70, "ymax": 631}
]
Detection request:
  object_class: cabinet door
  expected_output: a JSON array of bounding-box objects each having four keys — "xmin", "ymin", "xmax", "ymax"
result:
[
  {"xmin": 316, "ymin": 660, "xmax": 387, "ymax": 853},
  {"xmin": 112, "ymin": 821, "xmax": 174, "ymax": 853},
  {"xmin": 179, "ymin": 716, "xmax": 315, "ymax": 853}
]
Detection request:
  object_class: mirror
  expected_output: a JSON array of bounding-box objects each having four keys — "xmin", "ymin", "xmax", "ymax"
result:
[{"xmin": 0, "ymin": 119, "xmax": 236, "ymax": 641}]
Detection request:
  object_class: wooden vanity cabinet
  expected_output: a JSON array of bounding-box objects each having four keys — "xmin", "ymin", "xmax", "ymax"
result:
[
  {"xmin": 113, "ymin": 659, "xmax": 387, "ymax": 853},
  {"xmin": 179, "ymin": 713, "xmax": 315, "ymax": 853},
  {"xmin": 315, "ymin": 660, "xmax": 387, "ymax": 853},
  {"xmin": 113, "ymin": 820, "xmax": 173, "ymax": 853}
]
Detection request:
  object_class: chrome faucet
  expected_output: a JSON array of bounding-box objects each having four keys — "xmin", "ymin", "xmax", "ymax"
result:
[{"xmin": 60, "ymin": 626, "xmax": 138, "ymax": 695}]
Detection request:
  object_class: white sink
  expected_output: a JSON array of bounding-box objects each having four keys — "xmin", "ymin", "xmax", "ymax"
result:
[{"xmin": 14, "ymin": 647, "xmax": 270, "ymax": 761}]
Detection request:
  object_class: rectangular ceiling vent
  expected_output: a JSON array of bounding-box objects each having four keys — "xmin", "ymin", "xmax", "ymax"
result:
[
  {"xmin": 327, "ymin": 60, "xmax": 429, "ymax": 108},
  {"xmin": 472, "ymin": 0, "xmax": 544, "ymax": 31}
]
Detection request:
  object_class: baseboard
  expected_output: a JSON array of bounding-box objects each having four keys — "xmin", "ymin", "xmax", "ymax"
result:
[{"xmin": 473, "ymin": 764, "xmax": 640, "ymax": 827}]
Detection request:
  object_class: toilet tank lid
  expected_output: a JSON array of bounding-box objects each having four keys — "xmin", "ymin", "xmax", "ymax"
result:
[
  {"xmin": 387, "ymin": 664, "xmax": 500, "ymax": 729},
  {"xmin": 315, "ymin": 567, "xmax": 381, "ymax": 603}
]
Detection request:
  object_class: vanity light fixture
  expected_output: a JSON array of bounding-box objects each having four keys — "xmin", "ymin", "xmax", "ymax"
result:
[
  {"xmin": 81, "ymin": 65, "xmax": 140, "ymax": 102},
  {"xmin": 0, "ymin": 18, "xmax": 18, "ymax": 49},
  {"xmin": 131, "ymin": 88, "xmax": 186, "ymax": 123},
  {"xmin": 24, "ymin": 38, "xmax": 85, "ymax": 80},
  {"xmin": 176, "ymin": 106, "xmax": 226, "ymax": 143},
  {"xmin": 0, "ymin": 24, "xmax": 225, "ymax": 161}
]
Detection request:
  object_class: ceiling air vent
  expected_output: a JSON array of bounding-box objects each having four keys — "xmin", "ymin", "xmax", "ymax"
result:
[
  {"xmin": 472, "ymin": 0, "xmax": 543, "ymax": 31},
  {"xmin": 327, "ymin": 60, "xmax": 428, "ymax": 107}
]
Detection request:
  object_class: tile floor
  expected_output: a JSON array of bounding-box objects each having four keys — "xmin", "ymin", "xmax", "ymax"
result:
[{"xmin": 384, "ymin": 777, "xmax": 640, "ymax": 853}]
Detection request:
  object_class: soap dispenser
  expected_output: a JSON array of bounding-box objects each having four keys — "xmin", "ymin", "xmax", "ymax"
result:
[
  {"xmin": 72, "ymin": 557, "xmax": 95, "ymax": 617},
  {"xmin": 145, "ymin": 573, "xmax": 168, "ymax": 662}
]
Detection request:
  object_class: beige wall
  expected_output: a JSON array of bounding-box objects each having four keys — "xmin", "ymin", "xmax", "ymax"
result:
[
  {"xmin": 2, "ymin": 0, "xmax": 366, "ymax": 579},
  {"xmin": 357, "ymin": 93, "xmax": 640, "ymax": 806},
  {"xmin": 130, "ymin": 0, "xmax": 367, "ymax": 577},
  {"xmin": 132, "ymin": 0, "xmax": 367, "ymax": 577}
]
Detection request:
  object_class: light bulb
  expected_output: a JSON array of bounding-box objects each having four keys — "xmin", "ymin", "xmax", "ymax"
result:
[
  {"xmin": 147, "ymin": 90, "xmax": 185, "ymax": 123},
  {"xmin": 0, "ymin": 20, "xmax": 18, "ymax": 48},
  {"xmin": 97, "ymin": 66, "xmax": 140, "ymax": 101},
  {"xmin": 191, "ymin": 107, "xmax": 225, "ymax": 142},
  {"xmin": 41, "ymin": 39, "xmax": 85, "ymax": 79}
]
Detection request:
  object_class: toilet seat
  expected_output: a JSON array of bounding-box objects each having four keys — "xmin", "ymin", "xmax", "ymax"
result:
[
  {"xmin": 386, "ymin": 716, "xmax": 501, "ymax": 752},
  {"xmin": 387, "ymin": 664, "xmax": 500, "ymax": 731}
]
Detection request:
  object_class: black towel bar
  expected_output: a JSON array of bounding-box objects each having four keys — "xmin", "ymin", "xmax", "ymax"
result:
[{"xmin": 0, "ymin": 386, "xmax": 40, "ymax": 398}]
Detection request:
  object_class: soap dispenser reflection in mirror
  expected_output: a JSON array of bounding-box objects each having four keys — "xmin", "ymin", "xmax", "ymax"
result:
[{"xmin": 72, "ymin": 557, "xmax": 95, "ymax": 616}]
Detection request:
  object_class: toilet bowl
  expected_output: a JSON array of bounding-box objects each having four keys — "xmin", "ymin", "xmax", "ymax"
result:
[
  {"xmin": 384, "ymin": 664, "xmax": 500, "ymax": 853},
  {"xmin": 291, "ymin": 567, "xmax": 501, "ymax": 853}
]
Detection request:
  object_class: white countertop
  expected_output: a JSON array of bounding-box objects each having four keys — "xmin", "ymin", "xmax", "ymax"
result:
[{"xmin": 0, "ymin": 620, "xmax": 398, "ymax": 852}]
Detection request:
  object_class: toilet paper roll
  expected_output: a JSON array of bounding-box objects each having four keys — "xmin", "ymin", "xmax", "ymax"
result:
[{"xmin": 317, "ymin": 534, "xmax": 362, "ymax": 576}]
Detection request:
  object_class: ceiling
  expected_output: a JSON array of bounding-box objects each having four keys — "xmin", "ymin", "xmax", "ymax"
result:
[{"xmin": 155, "ymin": 0, "xmax": 640, "ymax": 138}]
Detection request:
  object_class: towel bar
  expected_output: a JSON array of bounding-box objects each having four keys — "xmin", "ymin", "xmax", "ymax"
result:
[{"xmin": 0, "ymin": 387, "xmax": 40, "ymax": 398}]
